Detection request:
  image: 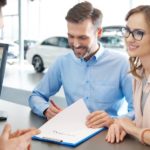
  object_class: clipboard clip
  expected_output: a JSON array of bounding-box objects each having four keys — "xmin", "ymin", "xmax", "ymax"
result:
[{"xmin": 42, "ymin": 136, "xmax": 63, "ymax": 142}]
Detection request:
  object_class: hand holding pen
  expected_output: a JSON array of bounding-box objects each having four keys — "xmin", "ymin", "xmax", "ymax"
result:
[
  {"xmin": 44, "ymin": 100, "xmax": 62, "ymax": 120},
  {"xmin": 50, "ymin": 100, "xmax": 62, "ymax": 111}
]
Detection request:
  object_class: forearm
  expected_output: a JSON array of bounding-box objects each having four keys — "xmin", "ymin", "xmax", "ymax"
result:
[
  {"xmin": 117, "ymin": 118, "xmax": 139, "ymax": 139},
  {"xmin": 125, "ymin": 126, "xmax": 150, "ymax": 145},
  {"xmin": 29, "ymin": 95, "xmax": 49, "ymax": 117},
  {"xmin": 127, "ymin": 126, "xmax": 141, "ymax": 140}
]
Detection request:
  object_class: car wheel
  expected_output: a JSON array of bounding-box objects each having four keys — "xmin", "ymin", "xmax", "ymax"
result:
[{"xmin": 32, "ymin": 55, "xmax": 45, "ymax": 72}]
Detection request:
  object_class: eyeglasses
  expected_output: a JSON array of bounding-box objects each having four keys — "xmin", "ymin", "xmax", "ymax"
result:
[{"xmin": 121, "ymin": 27, "xmax": 145, "ymax": 41}]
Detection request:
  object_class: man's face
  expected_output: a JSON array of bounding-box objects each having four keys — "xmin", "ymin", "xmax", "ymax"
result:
[{"xmin": 67, "ymin": 19, "xmax": 99, "ymax": 59}]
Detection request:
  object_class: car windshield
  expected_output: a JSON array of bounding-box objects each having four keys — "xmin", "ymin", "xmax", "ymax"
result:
[
  {"xmin": 41, "ymin": 37, "xmax": 69, "ymax": 48},
  {"xmin": 99, "ymin": 26, "xmax": 126, "ymax": 50}
]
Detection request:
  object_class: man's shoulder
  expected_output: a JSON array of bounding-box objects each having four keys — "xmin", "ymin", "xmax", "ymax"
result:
[
  {"xmin": 47, "ymin": 52, "xmax": 73, "ymax": 70},
  {"xmin": 54, "ymin": 52, "xmax": 73, "ymax": 65},
  {"xmin": 57, "ymin": 52, "xmax": 73, "ymax": 61},
  {"xmin": 104, "ymin": 49, "xmax": 128, "ymax": 61}
]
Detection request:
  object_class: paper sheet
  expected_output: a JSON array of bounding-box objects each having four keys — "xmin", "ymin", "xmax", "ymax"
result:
[{"xmin": 34, "ymin": 99, "xmax": 103, "ymax": 145}]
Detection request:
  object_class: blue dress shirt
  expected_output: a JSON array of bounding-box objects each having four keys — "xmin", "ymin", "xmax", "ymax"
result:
[{"xmin": 29, "ymin": 46, "xmax": 134, "ymax": 119}]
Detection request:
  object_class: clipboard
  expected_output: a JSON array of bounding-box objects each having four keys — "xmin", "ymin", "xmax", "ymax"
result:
[{"xmin": 32, "ymin": 99, "xmax": 105, "ymax": 147}]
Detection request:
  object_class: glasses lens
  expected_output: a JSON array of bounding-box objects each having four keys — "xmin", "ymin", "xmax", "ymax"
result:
[
  {"xmin": 122, "ymin": 27, "xmax": 129, "ymax": 38},
  {"xmin": 133, "ymin": 30, "xmax": 144, "ymax": 41}
]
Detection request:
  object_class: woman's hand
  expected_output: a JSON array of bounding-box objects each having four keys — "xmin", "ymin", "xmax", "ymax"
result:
[{"xmin": 105, "ymin": 119, "xmax": 126, "ymax": 143}]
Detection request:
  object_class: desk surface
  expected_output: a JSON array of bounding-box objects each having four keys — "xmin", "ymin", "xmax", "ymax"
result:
[{"xmin": 0, "ymin": 100, "xmax": 149, "ymax": 150}]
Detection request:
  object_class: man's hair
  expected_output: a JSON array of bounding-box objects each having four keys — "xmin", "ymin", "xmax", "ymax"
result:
[
  {"xmin": 125, "ymin": 5, "xmax": 150, "ymax": 79},
  {"xmin": 65, "ymin": 1, "xmax": 103, "ymax": 29},
  {"xmin": 0, "ymin": 0, "xmax": 7, "ymax": 7}
]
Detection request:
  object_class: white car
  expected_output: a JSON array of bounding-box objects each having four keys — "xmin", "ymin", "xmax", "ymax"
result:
[
  {"xmin": 26, "ymin": 36, "xmax": 71, "ymax": 72},
  {"xmin": 100, "ymin": 25, "xmax": 127, "ymax": 53}
]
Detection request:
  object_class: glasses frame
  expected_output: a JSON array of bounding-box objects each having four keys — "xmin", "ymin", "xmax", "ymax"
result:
[{"xmin": 121, "ymin": 27, "xmax": 145, "ymax": 41}]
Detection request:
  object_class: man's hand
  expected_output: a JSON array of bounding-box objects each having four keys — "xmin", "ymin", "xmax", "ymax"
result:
[
  {"xmin": 86, "ymin": 111, "xmax": 114, "ymax": 128},
  {"xmin": 0, "ymin": 124, "xmax": 40, "ymax": 150},
  {"xmin": 44, "ymin": 102, "xmax": 62, "ymax": 120}
]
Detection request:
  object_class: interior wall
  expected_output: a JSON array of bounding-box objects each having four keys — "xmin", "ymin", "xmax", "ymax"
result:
[{"xmin": 2, "ymin": 0, "xmax": 150, "ymax": 42}]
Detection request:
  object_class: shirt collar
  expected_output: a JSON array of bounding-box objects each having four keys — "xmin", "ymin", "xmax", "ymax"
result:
[{"xmin": 94, "ymin": 43, "xmax": 105, "ymax": 60}]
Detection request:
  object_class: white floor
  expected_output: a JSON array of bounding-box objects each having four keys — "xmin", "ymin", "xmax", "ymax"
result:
[
  {"xmin": 1, "ymin": 60, "xmax": 66, "ymax": 107},
  {"xmin": 4, "ymin": 61, "xmax": 44, "ymax": 91},
  {"xmin": 3, "ymin": 60, "xmax": 65, "ymax": 97}
]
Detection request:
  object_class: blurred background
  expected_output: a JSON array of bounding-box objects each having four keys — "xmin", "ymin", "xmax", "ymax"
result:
[
  {"xmin": 2, "ymin": 0, "xmax": 150, "ymax": 63},
  {"xmin": 1, "ymin": 0, "xmax": 150, "ymax": 109}
]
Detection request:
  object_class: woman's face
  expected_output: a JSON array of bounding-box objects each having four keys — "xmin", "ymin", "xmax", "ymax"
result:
[{"xmin": 125, "ymin": 13, "xmax": 150, "ymax": 58}]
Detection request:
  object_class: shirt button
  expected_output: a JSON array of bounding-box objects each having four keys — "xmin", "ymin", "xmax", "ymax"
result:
[
  {"xmin": 86, "ymin": 81, "xmax": 89, "ymax": 83},
  {"xmin": 86, "ymin": 97, "xmax": 88, "ymax": 99}
]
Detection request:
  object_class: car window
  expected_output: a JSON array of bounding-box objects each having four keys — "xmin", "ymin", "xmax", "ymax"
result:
[
  {"xmin": 58, "ymin": 37, "xmax": 69, "ymax": 48},
  {"xmin": 41, "ymin": 37, "xmax": 70, "ymax": 48},
  {"xmin": 41, "ymin": 37, "xmax": 59, "ymax": 46},
  {"xmin": 100, "ymin": 36, "xmax": 124, "ymax": 48},
  {"xmin": 101, "ymin": 36, "xmax": 119, "ymax": 44}
]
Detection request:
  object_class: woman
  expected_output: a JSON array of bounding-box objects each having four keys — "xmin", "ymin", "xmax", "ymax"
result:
[{"xmin": 106, "ymin": 5, "xmax": 150, "ymax": 145}]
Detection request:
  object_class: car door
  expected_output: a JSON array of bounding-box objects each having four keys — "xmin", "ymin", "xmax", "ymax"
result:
[{"xmin": 39, "ymin": 37, "xmax": 70, "ymax": 67}]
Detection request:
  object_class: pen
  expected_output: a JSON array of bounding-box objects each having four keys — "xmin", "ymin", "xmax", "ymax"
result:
[
  {"xmin": 50, "ymin": 100, "xmax": 61, "ymax": 111},
  {"xmin": 42, "ymin": 136, "xmax": 63, "ymax": 142}
]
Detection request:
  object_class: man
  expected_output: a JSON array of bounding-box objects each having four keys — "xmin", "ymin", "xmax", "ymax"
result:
[
  {"xmin": 0, "ymin": 0, "xmax": 40, "ymax": 149},
  {"xmin": 29, "ymin": 1, "xmax": 134, "ymax": 128}
]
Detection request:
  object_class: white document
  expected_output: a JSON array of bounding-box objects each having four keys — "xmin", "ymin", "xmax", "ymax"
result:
[{"xmin": 33, "ymin": 99, "xmax": 103, "ymax": 146}]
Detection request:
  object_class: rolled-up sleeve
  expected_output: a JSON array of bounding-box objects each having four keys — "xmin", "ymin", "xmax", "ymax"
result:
[{"xmin": 28, "ymin": 59, "xmax": 62, "ymax": 117}]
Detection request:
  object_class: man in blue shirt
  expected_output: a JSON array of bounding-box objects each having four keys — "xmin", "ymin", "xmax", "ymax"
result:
[{"xmin": 29, "ymin": 1, "xmax": 134, "ymax": 128}]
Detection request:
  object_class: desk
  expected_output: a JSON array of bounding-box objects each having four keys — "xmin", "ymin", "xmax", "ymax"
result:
[{"xmin": 0, "ymin": 100, "xmax": 149, "ymax": 150}]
